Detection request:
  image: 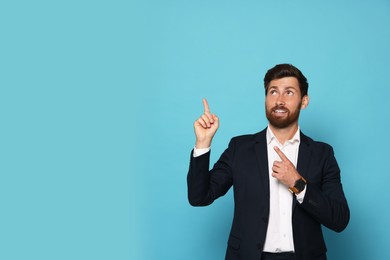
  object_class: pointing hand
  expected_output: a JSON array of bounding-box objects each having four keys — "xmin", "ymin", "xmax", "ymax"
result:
[
  {"xmin": 272, "ymin": 146, "xmax": 302, "ymax": 187},
  {"xmin": 193, "ymin": 98, "xmax": 219, "ymax": 148}
]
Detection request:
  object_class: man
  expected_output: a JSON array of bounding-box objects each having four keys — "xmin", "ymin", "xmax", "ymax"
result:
[{"xmin": 187, "ymin": 64, "xmax": 349, "ymax": 260}]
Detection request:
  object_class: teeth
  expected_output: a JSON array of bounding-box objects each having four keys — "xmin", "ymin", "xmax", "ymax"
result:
[{"xmin": 275, "ymin": 109, "xmax": 286, "ymax": 113}]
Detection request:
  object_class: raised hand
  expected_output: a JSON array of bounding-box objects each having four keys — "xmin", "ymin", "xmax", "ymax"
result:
[
  {"xmin": 272, "ymin": 146, "xmax": 302, "ymax": 187},
  {"xmin": 194, "ymin": 98, "xmax": 219, "ymax": 148}
]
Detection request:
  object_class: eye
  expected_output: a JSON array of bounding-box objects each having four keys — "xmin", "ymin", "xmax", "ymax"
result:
[
  {"xmin": 269, "ymin": 89, "xmax": 278, "ymax": 95},
  {"xmin": 286, "ymin": 90, "xmax": 294, "ymax": 96}
]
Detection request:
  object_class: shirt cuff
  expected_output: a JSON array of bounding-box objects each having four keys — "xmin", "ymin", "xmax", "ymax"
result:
[
  {"xmin": 296, "ymin": 186, "xmax": 307, "ymax": 204},
  {"xmin": 193, "ymin": 146, "xmax": 210, "ymax": 157}
]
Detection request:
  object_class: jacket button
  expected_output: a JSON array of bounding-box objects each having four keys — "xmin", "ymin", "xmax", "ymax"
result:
[{"xmin": 257, "ymin": 243, "xmax": 262, "ymax": 250}]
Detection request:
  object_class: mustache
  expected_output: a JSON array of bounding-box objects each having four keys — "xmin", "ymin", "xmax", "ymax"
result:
[{"xmin": 272, "ymin": 105, "xmax": 290, "ymax": 111}]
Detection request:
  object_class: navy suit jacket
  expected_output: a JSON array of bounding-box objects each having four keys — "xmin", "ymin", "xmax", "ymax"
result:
[{"xmin": 187, "ymin": 129, "xmax": 349, "ymax": 260}]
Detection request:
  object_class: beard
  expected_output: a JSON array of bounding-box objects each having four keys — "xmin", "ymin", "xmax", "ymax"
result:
[{"xmin": 266, "ymin": 103, "xmax": 301, "ymax": 129}]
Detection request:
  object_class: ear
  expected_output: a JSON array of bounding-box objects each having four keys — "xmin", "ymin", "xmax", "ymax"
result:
[{"xmin": 301, "ymin": 95, "xmax": 309, "ymax": 109}]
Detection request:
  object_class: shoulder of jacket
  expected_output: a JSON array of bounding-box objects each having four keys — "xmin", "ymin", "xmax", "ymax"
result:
[
  {"xmin": 229, "ymin": 130, "xmax": 266, "ymax": 145},
  {"xmin": 231, "ymin": 129, "xmax": 265, "ymax": 142},
  {"xmin": 301, "ymin": 133, "xmax": 333, "ymax": 151},
  {"xmin": 231, "ymin": 134, "xmax": 256, "ymax": 141}
]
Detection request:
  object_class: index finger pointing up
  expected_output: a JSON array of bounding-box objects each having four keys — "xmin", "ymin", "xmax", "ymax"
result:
[{"xmin": 203, "ymin": 98, "xmax": 211, "ymax": 113}]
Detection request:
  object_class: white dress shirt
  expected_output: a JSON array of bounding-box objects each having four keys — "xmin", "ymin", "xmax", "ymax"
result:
[{"xmin": 263, "ymin": 126, "xmax": 305, "ymax": 253}]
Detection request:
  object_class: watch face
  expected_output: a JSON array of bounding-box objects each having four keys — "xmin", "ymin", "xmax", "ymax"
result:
[{"xmin": 295, "ymin": 179, "xmax": 306, "ymax": 192}]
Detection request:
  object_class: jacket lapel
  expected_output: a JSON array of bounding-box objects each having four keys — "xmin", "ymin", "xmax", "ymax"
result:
[
  {"xmin": 254, "ymin": 129, "xmax": 270, "ymax": 201},
  {"xmin": 293, "ymin": 131, "xmax": 312, "ymax": 209}
]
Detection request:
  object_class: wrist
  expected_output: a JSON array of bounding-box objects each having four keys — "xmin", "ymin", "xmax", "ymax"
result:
[{"xmin": 195, "ymin": 140, "xmax": 211, "ymax": 149}]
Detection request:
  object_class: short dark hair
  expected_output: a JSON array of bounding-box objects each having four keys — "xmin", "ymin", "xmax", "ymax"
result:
[{"xmin": 263, "ymin": 64, "xmax": 308, "ymax": 97}]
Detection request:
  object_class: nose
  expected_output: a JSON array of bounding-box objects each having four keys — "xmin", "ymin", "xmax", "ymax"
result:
[{"xmin": 276, "ymin": 96, "xmax": 285, "ymax": 106}]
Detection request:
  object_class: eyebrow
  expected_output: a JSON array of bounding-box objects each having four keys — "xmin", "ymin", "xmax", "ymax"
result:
[
  {"xmin": 268, "ymin": 86, "xmax": 298, "ymax": 91},
  {"xmin": 285, "ymin": 86, "xmax": 298, "ymax": 91}
]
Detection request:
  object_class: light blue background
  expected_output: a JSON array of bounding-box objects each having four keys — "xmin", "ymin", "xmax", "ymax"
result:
[{"xmin": 1, "ymin": 0, "xmax": 389, "ymax": 259}]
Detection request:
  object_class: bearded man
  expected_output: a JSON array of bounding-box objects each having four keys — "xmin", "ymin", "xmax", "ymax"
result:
[{"xmin": 187, "ymin": 64, "xmax": 350, "ymax": 260}]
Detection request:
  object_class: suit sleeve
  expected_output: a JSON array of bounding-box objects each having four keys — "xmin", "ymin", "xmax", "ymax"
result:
[
  {"xmin": 299, "ymin": 146, "xmax": 350, "ymax": 232},
  {"xmin": 187, "ymin": 139, "xmax": 235, "ymax": 206}
]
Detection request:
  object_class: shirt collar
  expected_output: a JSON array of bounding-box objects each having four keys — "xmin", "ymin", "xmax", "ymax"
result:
[{"xmin": 266, "ymin": 125, "xmax": 301, "ymax": 145}]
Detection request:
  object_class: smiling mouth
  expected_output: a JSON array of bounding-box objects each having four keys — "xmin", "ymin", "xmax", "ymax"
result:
[
  {"xmin": 272, "ymin": 106, "xmax": 289, "ymax": 116},
  {"xmin": 274, "ymin": 109, "xmax": 287, "ymax": 113}
]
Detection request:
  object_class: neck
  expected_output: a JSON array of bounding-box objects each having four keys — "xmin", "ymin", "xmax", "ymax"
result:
[{"xmin": 269, "ymin": 123, "xmax": 299, "ymax": 145}]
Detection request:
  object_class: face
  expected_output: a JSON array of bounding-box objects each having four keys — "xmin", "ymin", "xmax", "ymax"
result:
[{"xmin": 265, "ymin": 77, "xmax": 309, "ymax": 129}]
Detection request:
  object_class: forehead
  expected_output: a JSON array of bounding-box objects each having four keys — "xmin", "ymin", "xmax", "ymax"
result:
[{"xmin": 268, "ymin": 77, "xmax": 300, "ymax": 91}]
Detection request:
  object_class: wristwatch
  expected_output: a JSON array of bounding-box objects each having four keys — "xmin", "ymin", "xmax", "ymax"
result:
[{"xmin": 289, "ymin": 177, "xmax": 307, "ymax": 194}]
